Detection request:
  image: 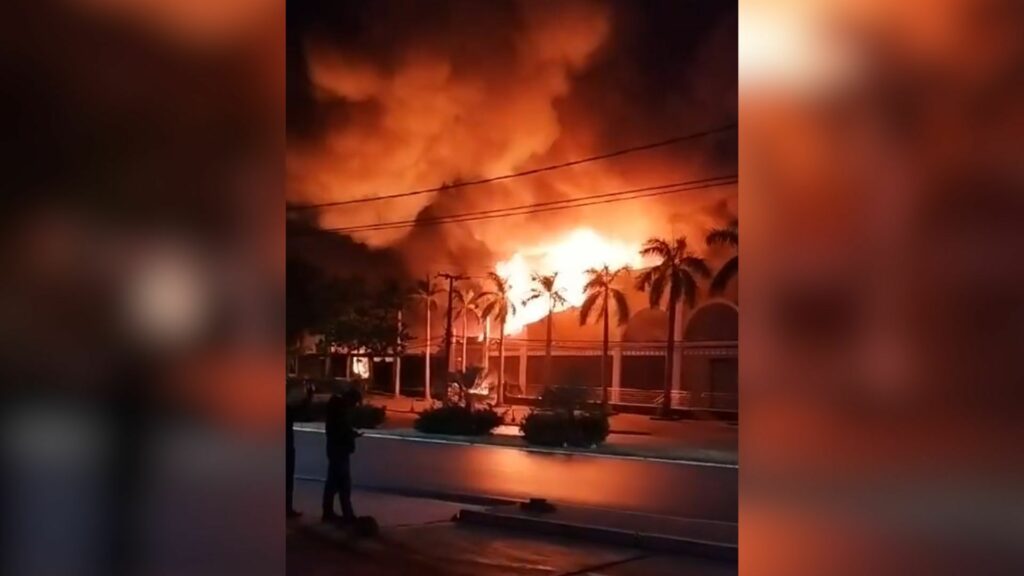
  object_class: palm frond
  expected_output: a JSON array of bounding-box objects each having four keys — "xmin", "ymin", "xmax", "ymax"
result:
[
  {"xmin": 706, "ymin": 227, "xmax": 739, "ymax": 248},
  {"xmin": 486, "ymin": 271, "xmax": 511, "ymax": 294},
  {"xmin": 583, "ymin": 272, "xmax": 606, "ymax": 294},
  {"xmin": 680, "ymin": 255, "xmax": 712, "ymax": 278},
  {"xmin": 674, "ymin": 237, "xmax": 690, "ymax": 257},
  {"xmin": 610, "ymin": 288, "xmax": 631, "ymax": 326},
  {"xmin": 469, "ymin": 291, "xmax": 491, "ymax": 307},
  {"xmin": 640, "ymin": 237, "xmax": 672, "ymax": 259},
  {"xmin": 579, "ymin": 292, "xmax": 601, "ymax": 326},
  {"xmin": 647, "ymin": 269, "xmax": 668, "ymax": 308},
  {"xmin": 480, "ymin": 299, "xmax": 498, "ymax": 319},
  {"xmin": 634, "ymin": 267, "xmax": 656, "ymax": 291},
  {"xmin": 550, "ymin": 289, "xmax": 569, "ymax": 307},
  {"xmin": 709, "ymin": 255, "xmax": 738, "ymax": 295},
  {"xmin": 610, "ymin": 265, "xmax": 630, "ymax": 282},
  {"xmin": 523, "ymin": 290, "xmax": 544, "ymax": 305},
  {"xmin": 679, "ymin": 271, "xmax": 699, "ymax": 308}
]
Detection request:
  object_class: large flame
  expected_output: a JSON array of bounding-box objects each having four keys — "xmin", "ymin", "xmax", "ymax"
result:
[{"xmin": 495, "ymin": 228, "xmax": 644, "ymax": 334}]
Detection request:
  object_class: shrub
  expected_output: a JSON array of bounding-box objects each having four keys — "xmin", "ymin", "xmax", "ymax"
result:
[
  {"xmin": 471, "ymin": 407, "xmax": 503, "ymax": 434},
  {"xmin": 351, "ymin": 403, "xmax": 386, "ymax": 429},
  {"xmin": 520, "ymin": 411, "xmax": 570, "ymax": 447},
  {"xmin": 569, "ymin": 412, "xmax": 610, "ymax": 447},
  {"xmin": 414, "ymin": 405, "xmax": 502, "ymax": 436},
  {"xmin": 521, "ymin": 410, "xmax": 610, "ymax": 448},
  {"xmin": 539, "ymin": 385, "xmax": 590, "ymax": 412}
]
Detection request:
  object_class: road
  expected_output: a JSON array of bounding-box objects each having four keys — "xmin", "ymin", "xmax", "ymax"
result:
[
  {"xmin": 288, "ymin": 487, "xmax": 735, "ymax": 576},
  {"xmin": 294, "ymin": 430, "xmax": 737, "ymax": 523}
]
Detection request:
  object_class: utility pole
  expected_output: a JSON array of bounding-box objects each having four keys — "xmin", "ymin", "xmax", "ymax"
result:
[
  {"xmin": 437, "ymin": 272, "xmax": 469, "ymax": 376},
  {"xmin": 393, "ymin": 309, "xmax": 402, "ymax": 399},
  {"xmin": 424, "ymin": 283, "xmax": 432, "ymax": 402}
]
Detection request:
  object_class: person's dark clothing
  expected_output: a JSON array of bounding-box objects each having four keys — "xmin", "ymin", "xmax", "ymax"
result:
[
  {"xmin": 322, "ymin": 394, "xmax": 359, "ymax": 520},
  {"xmin": 325, "ymin": 406, "xmax": 358, "ymax": 460},
  {"xmin": 321, "ymin": 455, "xmax": 355, "ymax": 520},
  {"xmin": 286, "ymin": 404, "xmax": 298, "ymax": 515}
]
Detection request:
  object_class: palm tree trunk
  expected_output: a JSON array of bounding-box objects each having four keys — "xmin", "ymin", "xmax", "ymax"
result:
[
  {"xmin": 483, "ymin": 317, "xmax": 490, "ymax": 371},
  {"xmin": 498, "ymin": 321, "xmax": 506, "ymax": 406},
  {"xmin": 545, "ymin": 306, "xmax": 553, "ymax": 386},
  {"xmin": 662, "ymin": 297, "xmax": 678, "ymax": 417},
  {"xmin": 601, "ymin": 291, "xmax": 609, "ymax": 410},
  {"xmin": 424, "ymin": 303, "xmax": 431, "ymax": 401},
  {"xmin": 461, "ymin": 312, "xmax": 468, "ymax": 371}
]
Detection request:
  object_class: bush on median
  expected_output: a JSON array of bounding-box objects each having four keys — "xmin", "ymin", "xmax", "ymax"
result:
[
  {"xmin": 414, "ymin": 405, "xmax": 503, "ymax": 436},
  {"xmin": 351, "ymin": 403, "xmax": 386, "ymax": 429},
  {"xmin": 521, "ymin": 410, "xmax": 610, "ymax": 448},
  {"xmin": 520, "ymin": 411, "xmax": 570, "ymax": 446},
  {"xmin": 569, "ymin": 411, "xmax": 611, "ymax": 447}
]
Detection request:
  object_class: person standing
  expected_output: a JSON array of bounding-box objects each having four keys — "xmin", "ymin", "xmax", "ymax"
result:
[
  {"xmin": 286, "ymin": 379, "xmax": 308, "ymax": 518},
  {"xmin": 321, "ymin": 388, "xmax": 361, "ymax": 523}
]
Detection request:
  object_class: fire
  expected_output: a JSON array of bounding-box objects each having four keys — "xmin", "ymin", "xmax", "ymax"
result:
[{"xmin": 495, "ymin": 228, "xmax": 645, "ymax": 334}]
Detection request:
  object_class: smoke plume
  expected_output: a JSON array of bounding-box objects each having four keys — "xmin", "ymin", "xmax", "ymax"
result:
[{"xmin": 287, "ymin": 0, "xmax": 737, "ymax": 275}]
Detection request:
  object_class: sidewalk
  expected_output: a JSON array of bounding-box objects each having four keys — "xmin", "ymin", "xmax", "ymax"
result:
[
  {"xmin": 305, "ymin": 394, "xmax": 738, "ymax": 466},
  {"xmin": 457, "ymin": 503, "xmax": 737, "ymax": 561},
  {"xmin": 289, "ymin": 480, "xmax": 736, "ymax": 576}
]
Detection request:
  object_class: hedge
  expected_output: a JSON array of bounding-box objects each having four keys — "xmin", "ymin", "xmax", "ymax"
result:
[
  {"xmin": 414, "ymin": 405, "xmax": 503, "ymax": 436},
  {"xmin": 521, "ymin": 410, "xmax": 610, "ymax": 448}
]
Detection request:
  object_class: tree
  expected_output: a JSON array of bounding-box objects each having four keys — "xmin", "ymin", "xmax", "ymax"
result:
[
  {"xmin": 322, "ymin": 280, "xmax": 409, "ymax": 359},
  {"xmin": 706, "ymin": 218, "xmax": 738, "ymax": 295},
  {"xmin": 579, "ymin": 266, "xmax": 631, "ymax": 409},
  {"xmin": 411, "ymin": 276, "xmax": 441, "ymax": 401},
  {"xmin": 477, "ymin": 272, "xmax": 518, "ymax": 405},
  {"xmin": 450, "ymin": 284, "xmax": 479, "ymax": 371},
  {"xmin": 635, "ymin": 237, "xmax": 711, "ymax": 417},
  {"xmin": 524, "ymin": 272, "xmax": 568, "ymax": 387},
  {"xmin": 286, "ymin": 257, "xmax": 338, "ymax": 347}
]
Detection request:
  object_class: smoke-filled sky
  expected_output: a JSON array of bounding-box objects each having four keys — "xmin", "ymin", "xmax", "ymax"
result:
[{"xmin": 286, "ymin": 0, "xmax": 736, "ymax": 277}]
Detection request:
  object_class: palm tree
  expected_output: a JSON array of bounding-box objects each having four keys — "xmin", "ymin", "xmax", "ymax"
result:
[
  {"xmin": 580, "ymin": 266, "xmax": 631, "ymax": 409},
  {"xmin": 477, "ymin": 272, "xmax": 517, "ymax": 405},
  {"xmin": 450, "ymin": 284, "xmax": 478, "ymax": 371},
  {"xmin": 635, "ymin": 237, "xmax": 711, "ymax": 417},
  {"xmin": 412, "ymin": 276, "xmax": 441, "ymax": 401},
  {"xmin": 524, "ymin": 272, "xmax": 568, "ymax": 387},
  {"xmin": 706, "ymin": 218, "xmax": 738, "ymax": 295}
]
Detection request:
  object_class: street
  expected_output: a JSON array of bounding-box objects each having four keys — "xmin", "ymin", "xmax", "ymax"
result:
[
  {"xmin": 288, "ymin": 480, "xmax": 736, "ymax": 576},
  {"xmin": 295, "ymin": 429, "xmax": 738, "ymax": 523}
]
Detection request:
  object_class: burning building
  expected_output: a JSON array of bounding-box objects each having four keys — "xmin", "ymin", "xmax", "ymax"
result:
[{"xmin": 286, "ymin": 0, "xmax": 738, "ymax": 413}]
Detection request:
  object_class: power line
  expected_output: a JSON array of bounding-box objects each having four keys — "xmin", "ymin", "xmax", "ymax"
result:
[
  {"xmin": 287, "ymin": 123, "xmax": 737, "ymax": 211},
  {"xmin": 323, "ymin": 178, "xmax": 715, "ymax": 233},
  {"xmin": 318, "ymin": 175, "xmax": 737, "ymax": 234}
]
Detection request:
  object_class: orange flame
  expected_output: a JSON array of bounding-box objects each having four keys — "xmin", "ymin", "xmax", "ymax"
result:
[{"xmin": 495, "ymin": 228, "xmax": 645, "ymax": 334}]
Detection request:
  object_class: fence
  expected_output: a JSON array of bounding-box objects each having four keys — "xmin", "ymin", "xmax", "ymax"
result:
[{"xmin": 504, "ymin": 387, "xmax": 735, "ymax": 412}]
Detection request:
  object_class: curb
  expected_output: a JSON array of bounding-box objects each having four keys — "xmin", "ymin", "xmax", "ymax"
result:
[
  {"xmin": 295, "ymin": 475, "xmax": 522, "ymax": 508},
  {"xmin": 293, "ymin": 425, "xmax": 737, "ymax": 468},
  {"xmin": 456, "ymin": 508, "xmax": 737, "ymax": 562}
]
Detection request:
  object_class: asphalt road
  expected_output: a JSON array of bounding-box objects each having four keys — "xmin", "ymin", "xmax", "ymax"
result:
[{"xmin": 294, "ymin": 430, "xmax": 737, "ymax": 523}]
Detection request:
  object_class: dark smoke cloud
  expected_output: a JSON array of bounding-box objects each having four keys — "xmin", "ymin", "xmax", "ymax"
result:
[{"xmin": 287, "ymin": 0, "xmax": 737, "ymax": 273}]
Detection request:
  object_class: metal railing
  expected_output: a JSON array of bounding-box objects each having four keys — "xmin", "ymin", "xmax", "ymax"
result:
[
  {"xmin": 618, "ymin": 389, "xmax": 691, "ymax": 407},
  {"xmin": 502, "ymin": 387, "xmax": 737, "ymax": 412}
]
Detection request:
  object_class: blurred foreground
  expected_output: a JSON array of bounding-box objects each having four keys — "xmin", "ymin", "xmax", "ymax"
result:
[
  {"xmin": 742, "ymin": 0, "xmax": 1024, "ymax": 574},
  {"xmin": 2, "ymin": 1, "xmax": 283, "ymax": 574}
]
